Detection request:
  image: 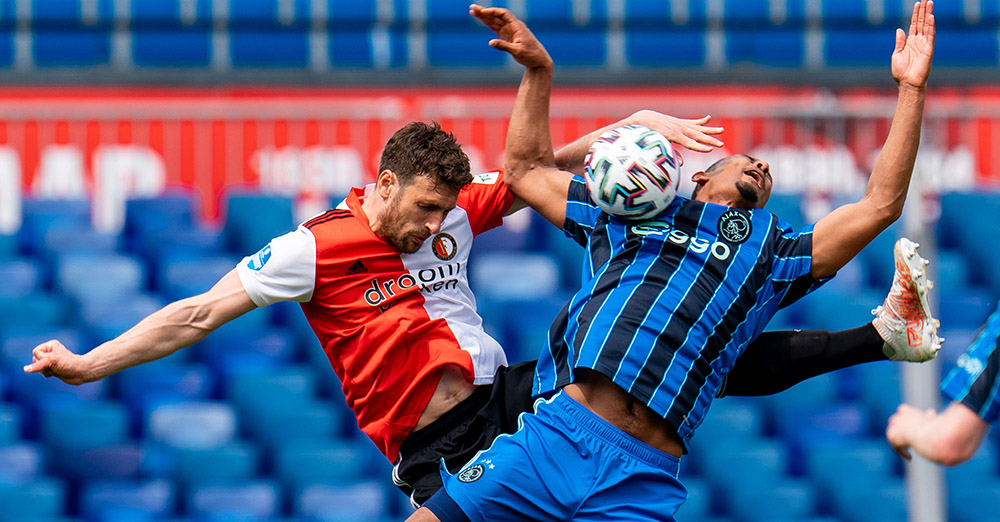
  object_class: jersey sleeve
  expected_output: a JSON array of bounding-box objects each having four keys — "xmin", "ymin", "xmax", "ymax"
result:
[
  {"xmin": 941, "ymin": 305, "xmax": 1000, "ymax": 423},
  {"xmin": 457, "ymin": 169, "xmax": 516, "ymax": 236},
  {"xmin": 770, "ymin": 223, "xmax": 829, "ymax": 308},
  {"xmin": 563, "ymin": 176, "xmax": 603, "ymax": 247},
  {"xmin": 236, "ymin": 226, "xmax": 317, "ymax": 307}
]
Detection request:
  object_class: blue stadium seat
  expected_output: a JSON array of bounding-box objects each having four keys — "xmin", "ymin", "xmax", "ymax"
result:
[
  {"xmin": 187, "ymin": 481, "xmax": 280, "ymax": 521},
  {"xmin": 688, "ymin": 398, "xmax": 765, "ymax": 448},
  {"xmin": 57, "ymin": 444, "xmax": 144, "ymax": 480},
  {"xmin": 19, "ymin": 198, "xmax": 91, "ymax": 255},
  {"xmin": 0, "ymin": 404, "xmax": 20, "ymax": 441},
  {"xmin": 774, "ymin": 402, "xmax": 871, "ymax": 449},
  {"xmin": 146, "ymin": 401, "xmax": 237, "ymax": 450},
  {"xmin": 624, "ymin": 0, "xmax": 707, "ymax": 67},
  {"xmin": 476, "ymin": 293, "xmax": 567, "ymax": 364},
  {"xmin": 0, "ymin": 478, "xmax": 66, "ymax": 522},
  {"xmin": 801, "ymin": 288, "xmax": 883, "ymax": 332},
  {"xmin": 469, "ymin": 252, "xmax": 560, "ymax": 300},
  {"xmin": 804, "ymin": 439, "xmax": 897, "ymax": 497},
  {"xmin": 949, "ymin": 478, "xmax": 1000, "ymax": 522},
  {"xmin": 78, "ymin": 292, "xmax": 165, "ymax": 342},
  {"xmin": 0, "ymin": 0, "xmax": 14, "ymax": 67},
  {"xmin": 155, "ymin": 255, "xmax": 238, "ymax": 301},
  {"xmin": 54, "ymin": 253, "xmax": 145, "ymax": 302},
  {"xmin": 145, "ymin": 442, "xmax": 259, "ymax": 485},
  {"xmin": 223, "ymin": 192, "xmax": 295, "ymax": 256},
  {"xmin": 536, "ymin": 217, "xmax": 585, "ymax": 291},
  {"xmin": 524, "ymin": 1, "xmax": 607, "ymax": 67},
  {"xmin": 758, "ymin": 372, "xmax": 839, "ymax": 417},
  {"xmin": 697, "ymin": 438, "xmax": 788, "ymax": 492},
  {"xmin": 0, "ymin": 259, "xmax": 42, "ymax": 298},
  {"xmin": 724, "ymin": 477, "xmax": 818, "ymax": 522},
  {"xmin": 0, "ymin": 293, "xmax": 72, "ymax": 334},
  {"xmin": 296, "ymin": 481, "xmax": 388, "ymax": 522},
  {"xmin": 115, "ymin": 362, "xmax": 215, "ymax": 417},
  {"xmin": 854, "ymin": 360, "xmax": 901, "ymax": 424},
  {"xmin": 229, "ymin": 0, "xmax": 310, "ymax": 67},
  {"xmin": 324, "ymin": 0, "xmax": 377, "ymax": 67},
  {"xmin": 242, "ymin": 399, "xmax": 341, "ymax": 448},
  {"xmin": 31, "ymin": 0, "xmax": 113, "ymax": 67},
  {"xmin": 39, "ymin": 226, "xmax": 120, "ymax": 262},
  {"xmin": 939, "ymin": 285, "xmax": 994, "ymax": 330},
  {"xmin": 935, "ymin": 29, "xmax": 1000, "ymax": 67},
  {"xmin": 937, "ymin": 248, "xmax": 971, "ymax": 290},
  {"xmin": 0, "ymin": 443, "xmax": 42, "ymax": 484},
  {"xmin": 198, "ymin": 327, "xmax": 296, "ymax": 377},
  {"xmin": 40, "ymin": 400, "xmax": 129, "ymax": 451},
  {"xmin": 226, "ymin": 365, "xmax": 317, "ymax": 411},
  {"xmin": 130, "ymin": 0, "xmax": 212, "ymax": 67},
  {"xmin": 831, "ymin": 479, "xmax": 907, "ymax": 522},
  {"xmin": 425, "ymin": 0, "xmax": 508, "ymax": 67},
  {"xmin": 273, "ymin": 439, "xmax": 373, "ymax": 488},
  {"xmin": 723, "ymin": 0, "xmax": 806, "ymax": 67},
  {"xmin": 124, "ymin": 192, "xmax": 197, "ymax": 244},
  {"xmin": 80, "ymin": 480, "xmax": 175, "ymax": 521}
]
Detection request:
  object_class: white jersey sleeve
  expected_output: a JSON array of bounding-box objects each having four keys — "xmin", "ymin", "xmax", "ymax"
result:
[{"xmin": 236, "ymin": 226, "xmax": 317, "ymax": 307}]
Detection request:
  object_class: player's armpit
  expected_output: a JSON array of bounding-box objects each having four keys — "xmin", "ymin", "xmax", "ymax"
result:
[{"xmin": 503, "ymin": 166, "xmax": 574, "ymax": 228}]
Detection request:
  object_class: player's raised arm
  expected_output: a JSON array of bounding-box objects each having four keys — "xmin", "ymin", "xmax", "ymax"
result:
[
  {"xmin": 471, "ymin": 4, "xmax": 570, "ymax": 227},
  {"xmin": 811, "ymin": 0, "xmax": 934, "ymax": 278},
  {"xmin": 24, "ymin": 269, "xmax": 256, "ymax": 384}
]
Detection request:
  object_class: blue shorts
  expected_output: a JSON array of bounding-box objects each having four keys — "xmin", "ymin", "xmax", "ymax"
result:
[{"xmin": 428, "ymin": 391, "xmax": 687, "ymax": 522}]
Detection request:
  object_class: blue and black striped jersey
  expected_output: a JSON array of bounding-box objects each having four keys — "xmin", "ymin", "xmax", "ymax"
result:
[
  {"xmin": 534, "ymin": 177, "xmax": 827, "ymax": 448},
  {"xmin": 942, "ymin": 302, "xmax": 1000, "ymax": 423}
]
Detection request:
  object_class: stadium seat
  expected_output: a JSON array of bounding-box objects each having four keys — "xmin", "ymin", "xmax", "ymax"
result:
[
  {"xmin": 39, "ymin": 226, "xmax": 120, "ymax": 262},
  {"xmin": 54, "ymin": 253, "xmax": 145, "ymax": 302},
  {"xmin": 124, "ymin": 192, "xmax": 196, "ymax": 243},
  {"xmin": 0, "ymin": 404, "xmax": 20, "ymax": 441},
  {"xmin": 30, "ymin": 0, "xmax": 113, "ymax": 67},
  {"xmin": 228, "ymin": 0, "xmax": 310, "ymax": 68},
  {"xmin": 0, "ymin": 478, "xmax": 66, "ymax": 522},
  {"xmin": 469, "ymin": 252, "xmax": 560, "ymax": 300},
  {"xmin": 425, "ymin": 0, "xmax": 509, "ymax": 67},
  {"xmin": 831, "ymin": 479, "xmax": 908, "ymax": 522},
  {"xmin": 475, "ymin": 293, "xmax": 567, "ymax": 364},
  {"xmin": 774, "ymin": 402, "xmax": 871, "ymax": 449},
  {"xmin": 296, "ymin": 480, "xmax": 388, "ymax": 522},
  {"xmin": 0, "ymin": 259, "xmax": 42, "ymax": 298},
  {"xmin": 273, "ymin": 439, "xmax": 374, "ymax": 488},
  {"xmin": 325, "ymin": 0, "xmax": 378, "ymax": 68},
  {"xmin": 939, "ymin": 284, "xmax": 994, "ymax": 330},
  {"xmin": 154, "ymin": 254, "xmax": 238, "ymax": 301},
  {"xmin": 0, "ymin": 293, "xmax": 72, "ymax": 334},
  {"xmin": 687, "ymin": 399, "xmax": 765, "ymax": 466},
  {"xmin": 0, "ymin": 443, "xmax": 42, "ymax": 484},
  {"xmin": 242, "ymin": 399, "xmax": 341, "ymax": 448},
  {"xmin": 130, "ymin": 0, "xmax": 212, "ymax": 67},
  {"xmin": 0, "ymin": 1, "xmax": 14, "ymax": 67},
  {"xmin": 697, "ymin": 438, "xmax": 789, "ymax": 492},
  {"xmin": 40, "ymin": 400, "xmax": 129, "ymax": 451},
  {"xmin": 115, "ymin": 362, "xmax": 215, "ymax": 416},
  {"xmin": 146, "ymin": 401, "xmax": 238, "ymax": 450},
  {"xmin": 723, "ymin": 0, "xmax": 806, "ymax": 67},
  {"xmin": 854, "ymin": 360, "xmax": 902, "ymax": 424},
  {"xmin": 80, "ymin": 479, "xmax": 175, "ymax": 521},
  {"xmin": 801, "ymin": 288, "xmax": 883, "ymax": 332},
  {"xmin": 198, "ymin": 327, "xmax": 296, "ymax": 377},
  {"xmin": 624, "ymin": 0, "xmax": 708, "ymax": 67},
  {"xmin": 804, "ymin": 438, "xmax": 897, "ymax": 497},
  {"xmin": 724, "ymin": 477, "xmax": 818, "ymax": 522},
  {"xmin": 222, "ymin": 192, "xmax": 295, "ymax": 255},
  {"xmin": 56, "ymin": 444, "xmax": 144, "ymax": 480},
  {"xmin": 19, "ymin": 198, "xmax": 91, "ymax": 255},
  {"xmin": 145, "ymin": 442, "xmax": 259, "ymax": 485},
  {"xmin": 226, "ymin": 365, "xmax": 318, "ymax": 411},
  {"xmin": 187, "ymin": 481, "xmax": 280, "ymax": 521},
  {"xmin": 78, "ymin": 292, "xmax": 165, "ymax": 342},
  {"xmin": 524, "ymin": 1, "xmax": 607, "ymax": 67},
  {"xmin": 949, "ymin": 478, "xmax": 1000, "ymax": 522},
  {"xmin": 933, "ymin": 28, "xmax": 1000, "ymax": 67}
]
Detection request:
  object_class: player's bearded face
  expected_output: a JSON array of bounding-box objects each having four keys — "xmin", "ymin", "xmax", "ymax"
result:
[{"xmin": 378, "ymin": 175, "xmax": 458, "ymax": 254}]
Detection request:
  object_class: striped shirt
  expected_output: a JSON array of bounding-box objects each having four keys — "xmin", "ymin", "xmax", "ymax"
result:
[
  {"xmin": 534, "ymin": 177, "xmax": 827, "ymax": 448},
  {"xmin": 942, "ymin": 301, "xmax": 1000, "ymax": 423}
]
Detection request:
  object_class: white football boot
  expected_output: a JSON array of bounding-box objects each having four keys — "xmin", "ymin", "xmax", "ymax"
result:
[{"xmin": 872, "ymin": 238, "xmax": 943, "ymax": 362}]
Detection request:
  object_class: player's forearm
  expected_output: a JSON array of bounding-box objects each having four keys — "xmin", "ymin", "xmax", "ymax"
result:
[
  {"xmin": 862, "ymin": 85, "xmax": 926, "ymax": 225},
  {"xmin": 504, "ymin": 64, "xmax": 555, "ymax": 190},
  {"xmin": 911, "ymin": 403, "xmax": 990, "ymax": 466},
  {"xmin": 77, "ymin": 298, "xmax": 220, "ymax": 381}
]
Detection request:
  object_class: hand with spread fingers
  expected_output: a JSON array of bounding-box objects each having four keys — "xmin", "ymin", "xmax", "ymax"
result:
[
  {"xmin": 470, "ymin": 4, "xmax": 552, "ymax": 70},
  {"xmin": 892, "ymin": 0, "xmax": 935, "ymax": 90}
]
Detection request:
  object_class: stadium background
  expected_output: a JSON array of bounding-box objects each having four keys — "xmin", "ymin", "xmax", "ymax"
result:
[{"xmin": 0, "ymin": 1, "xmax": 998, "ymax": 521}]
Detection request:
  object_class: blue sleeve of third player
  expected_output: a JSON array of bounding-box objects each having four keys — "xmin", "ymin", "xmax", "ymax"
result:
[
  {"xmin": 941, "ymin": 304, "xmax": 1000, "ymax": 423},
  {"xmin": 563, "ymin": 176, "xmax": 602, "ymax": 248}
]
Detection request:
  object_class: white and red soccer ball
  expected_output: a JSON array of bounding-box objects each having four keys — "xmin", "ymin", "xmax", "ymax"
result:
[{"xmin": 584, "ymin": 124, "xmax": 680, "ymax": 220}]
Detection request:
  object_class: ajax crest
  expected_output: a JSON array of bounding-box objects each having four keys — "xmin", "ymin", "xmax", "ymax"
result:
[{"xmin": 718, "ymin": 209, "xmax": 752, "ymax": 244}]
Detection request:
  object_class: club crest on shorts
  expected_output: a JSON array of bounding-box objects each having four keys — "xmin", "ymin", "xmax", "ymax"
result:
[
  {"xmin": 457, "ymin": 464, "xmax": 484, "ymax": 483},
  {"xmin": 718, "ymin": 209, "xmax": 752, "ymax": 244},
  {"xmin": 431, "ymin": 232, "xmax": 458, "ymax": 261}
]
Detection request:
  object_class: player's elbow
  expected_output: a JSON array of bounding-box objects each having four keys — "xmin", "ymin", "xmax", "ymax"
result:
[{"xmin": 927, "ymin": 426, "xmax": 979, "ymax": 467}]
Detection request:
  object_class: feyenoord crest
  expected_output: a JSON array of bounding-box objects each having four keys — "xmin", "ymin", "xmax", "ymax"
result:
[
  {"xmin": 431, "ymin": 232, "xmax": 458, "ymax": 261},
  {"xmin": 718, "ymin": 209, "xmax": 752, "ymax": 244},
  {"xmin": 457, "ymin": 464, "xmax": 484, "ymax": 483}
]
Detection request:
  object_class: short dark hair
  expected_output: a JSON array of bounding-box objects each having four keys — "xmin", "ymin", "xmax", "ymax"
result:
[
  {"xmin": 379, "ymin": 121, "xmax": 472, "ymax": 192},
  {"xmin": 690, "ymin": 154, "xmax": 747, "ymax": 200}
]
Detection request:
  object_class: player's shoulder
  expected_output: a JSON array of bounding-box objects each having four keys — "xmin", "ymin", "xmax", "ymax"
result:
[{"xmin": 301, "ymin": 208, "xmax": 371, "ymax": 249}]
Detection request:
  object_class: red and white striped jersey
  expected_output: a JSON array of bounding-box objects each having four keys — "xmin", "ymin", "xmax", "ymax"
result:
[{"xmin": 236, "ymin": 170, "xmax": 515, "ymax": 460}]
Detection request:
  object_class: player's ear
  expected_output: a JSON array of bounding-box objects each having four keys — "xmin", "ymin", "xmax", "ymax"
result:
[
  {"xmin": 375, "ymin": 169, "xmax": 397, "ymax": 198},
  {"xmin": 691, "ymin": 170, "xmax": 709, "ymax": 184}
]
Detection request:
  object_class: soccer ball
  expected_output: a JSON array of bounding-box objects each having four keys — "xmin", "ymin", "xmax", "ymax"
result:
[{"xmin": 584, "ymin": 124, "xmax": 680, "ymax": 220}]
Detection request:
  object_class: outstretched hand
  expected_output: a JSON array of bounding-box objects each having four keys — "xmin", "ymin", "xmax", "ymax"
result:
[
  {"xmin": 23, "ymin": 340, "xmax": 89, "ymax": 385},
  {"xmin": 470, "ymin": 4, "xmax": 552, "ymax": 69},
  {"xmin": 892, "ymin": 0, "xmax": 935, "ymax": 89},
  {"xmin": 629, "ymin": 110, "xmax": 725, "ymax": 157},
  {"xmin": 885, "ymin": 403, "xmax": 934, "ymax": 460}
]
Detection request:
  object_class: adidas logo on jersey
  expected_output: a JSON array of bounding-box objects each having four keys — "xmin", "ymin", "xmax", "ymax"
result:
[{"xmin": 346, "ymin": 260, "xmax": 368, "ymax": 275}]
